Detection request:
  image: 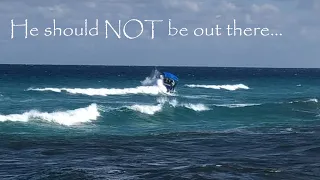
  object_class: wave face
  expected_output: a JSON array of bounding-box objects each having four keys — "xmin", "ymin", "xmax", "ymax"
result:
[
  {"xmin": 1, "ymin": 65, "xmax": 320, "ymax": 179},
  {"xmin": 0, "ymin": 104, "xmax": 100, "ymax": 126},
  {"xmin": 124, "ymin": 97, "xmax": 210, "ymax": 115},
  {"xmin": 27, "ymin": 78, "xmax": 169, "ymax": 96},
  {"xmin": 28, "ymin": 85, "xmax": 165, "ymax": 96}
]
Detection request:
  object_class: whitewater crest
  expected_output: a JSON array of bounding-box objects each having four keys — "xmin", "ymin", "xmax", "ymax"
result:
[
  {"xmin": 127, "ymin": 104, "xmax": 163, "ymax": 115},
  {"xmin": 0, "ymin": 104, "xmax": 100, "ymax": 126},
  {"xmin": 185, "ymin": 84, "xmax": 249, "ymax": 91},
  {"xmin": 305, "ymin": 98, "xmax": 318, "ymax": 103},
  {"xmin": 27, "ymin": 83, "xmax": 169, "ymax": 96},
  {"xmin": 288, "ymin": 98, "xmax": 319, "ymax": 104},
  {"xmin": 26, "ymin": 69, "xmax": 174, "ymax": 96},
  {"xmin": 126, "ymin": 97, "xmax": 210, "ymax": 115}
]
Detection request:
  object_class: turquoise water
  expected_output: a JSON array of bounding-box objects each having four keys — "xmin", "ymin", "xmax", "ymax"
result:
[{"xmin": 0, "ymin": 65, "xmax": 319, "ymax": 179}]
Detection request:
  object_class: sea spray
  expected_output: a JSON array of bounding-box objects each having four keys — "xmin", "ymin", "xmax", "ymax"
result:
[{"xmin": 141, "ymin": 69, "xmax": 161, "ymax": 86}]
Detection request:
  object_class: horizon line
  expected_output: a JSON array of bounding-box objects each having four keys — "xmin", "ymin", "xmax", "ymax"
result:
[{"xmin": 0, "ymin": 63, "xmax": 320, "ymax": 69}]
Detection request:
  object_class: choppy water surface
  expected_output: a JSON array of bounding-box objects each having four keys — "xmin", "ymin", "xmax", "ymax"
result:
[{"xmin": 0, "ymin": 65, "xmax": 319, "ymax": 179}]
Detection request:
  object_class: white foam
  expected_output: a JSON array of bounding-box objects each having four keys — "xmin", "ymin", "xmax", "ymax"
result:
[
  {"xmin": 0, "ymin": 104, "xmax": 100, "ymax": 126},
  {"xmin": 181, "ymin": 103, "xmax": 210, "ymax": 111},
  {"xmin": 185, "ymin": 84, "xmax": 249, "ymax": 91},
  {"xmin": 127, "ymin": 104, "xmax": 163, "ymax": 115},
  {"xmin": 161, "ymin": 97, "xmax": 210, "ymax": 111},
  {"xmin": 306, "ymin": 98, "xmax": 318, "ymax": 103},
  {"xmin": 156, "ymin": 79, "xmax": 169, "ymax": 94},
  {"xmin": 125, "ymin": 97, "xmax": 172, "ymax": 115},
  {"xmin": 27, "ymin": 71, "xmax": 178, "ymax": 97},
  {"xmin": 126, "ymin": 97, "xmax": 210, "ymax": 115},
  {"xmin": 28, "ymin": 84, "xmax": 168, "ymax": 96},
  {"xmin": 289, "ymin": 98, "xmax": 319, "ymax": 104}
]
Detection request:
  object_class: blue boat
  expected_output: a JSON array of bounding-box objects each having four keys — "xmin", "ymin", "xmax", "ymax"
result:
[{"xmin": 160, "ymin": 72, "xmax": 179, "ymax": 93}]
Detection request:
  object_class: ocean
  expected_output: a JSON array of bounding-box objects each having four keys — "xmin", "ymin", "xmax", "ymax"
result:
[{"xmin": 0, "ymin": 65, "xmax": 319, "ymax": 179}]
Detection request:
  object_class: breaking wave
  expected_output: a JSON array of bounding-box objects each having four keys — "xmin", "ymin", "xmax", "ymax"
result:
[
  {"xmin": 27, "ymin": 69, "xmax": 171, "ymax": 96},
  {"xmin": 127, "ymin": 104, "xmax": 163, "ymax": 115},
  {"xmin": 0, "ymin": 98, "xmax": 210, "ymax": 125},
  {"xmin": 303, "ymin": 98, "xmax": 318, "ymax": 103},
  {"xmin": 27, "ymin": 79, "xmax": 169, "ymax": 96},
  {"xmin": 288, "ymin": 98, "xmax": 318, "ymax": 104},
  {"xmin": 185, "ymin": 84, "xmax": 249, "ymax": 91},
  {"xmin": 1, "ymin": 97, "xmax": 318, "ymax": 126},
  {"xmin": 307, "ymin": 98, "xmax": 318, "ymax": 103},
  {"xmin": 26, "ymin": 70, "xmax": 170, "ymax": 96},
  {"xmin": 182, "ymin": 103, "xmax": 210, "ymax": 111},
  {"xmin": 125, "ymin": 97, "xmax": 210, "ymax": 115},
  {"xmin": 0, "ymin": 104, "xmax": 100, "ymax": 126}
]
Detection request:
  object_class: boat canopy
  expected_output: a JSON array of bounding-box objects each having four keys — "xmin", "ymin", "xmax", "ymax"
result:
[{"xmin": 163, "ymin": 72, "xmax": 179, "ymax": 81}]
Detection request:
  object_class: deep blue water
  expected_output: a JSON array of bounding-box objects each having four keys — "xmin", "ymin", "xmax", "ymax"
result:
[{"xmin": 0, "ymin": 65, "xmax": 320, "ymax": 179}]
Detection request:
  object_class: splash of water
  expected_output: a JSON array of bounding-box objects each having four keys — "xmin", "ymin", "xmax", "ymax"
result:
[{"xmin": 141, "ymin": 68, "xmax": 161, "ymax": 86}]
